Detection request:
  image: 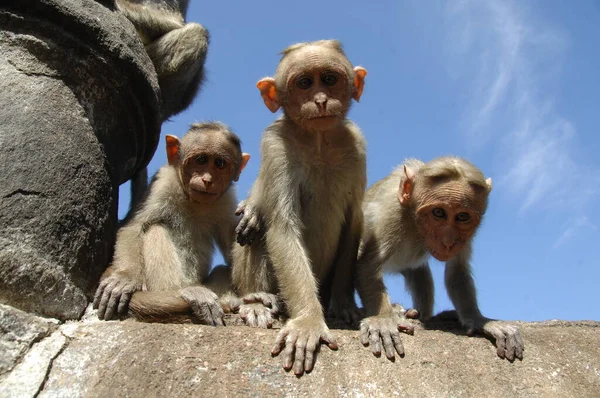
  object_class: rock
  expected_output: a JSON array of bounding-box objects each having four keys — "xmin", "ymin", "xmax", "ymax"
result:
[
  {"xmin": 0, "ymin": 304, "xmax": 58, "ymax": 376},
  {"xmin": 2, "ymin": 314, "xmax": 598, "ymax": 397},
  {"xmin": 0, "ymin": 0, "xmax": 161, "ymax": 320}
]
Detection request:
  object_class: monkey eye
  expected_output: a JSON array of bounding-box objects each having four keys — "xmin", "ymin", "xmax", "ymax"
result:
[
  {"xmin": 214, "ymin": 158, "xmax": 227, "ymax": 169},
  {"xmin": 195, "ymin": 155, "xmax": 208, "ymax": 165},
  {"xmin": 321, "ymin": 72, "xmax": 338, "ymax": 86},
  {"xmin": 296, "ymin": 76, "xmax": 313, "ymax": 89},
  {"xmin": 432, "ymin": 208, "xmax": 447, "ymax": 219},
  {"xmin": 456, "ymin": 212, "xmax": 471, "ymax": 222}
]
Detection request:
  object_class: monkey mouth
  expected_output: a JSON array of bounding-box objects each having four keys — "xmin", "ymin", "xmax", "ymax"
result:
[
  {"xmin": 308, "ymin": 114, "xmax": 337, "ymax": 120},
  {"xmin": 191, "ymin": 188, "xmax": 217, "ymax": 196}
]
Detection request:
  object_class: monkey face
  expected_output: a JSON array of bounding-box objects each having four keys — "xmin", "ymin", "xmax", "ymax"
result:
[
  {"xmin": 183, "ymin": 153, "xmax": 235, "ymax": 203},
  {"xmin": 415, "ymin": 203, "xmax": 482, "ymax": 262},
  {"xmin": 283, "ymin": 68, "xmax": 351, "ymax": 131}
]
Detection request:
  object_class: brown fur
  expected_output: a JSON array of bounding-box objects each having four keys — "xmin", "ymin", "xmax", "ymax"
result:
[
  {"xmin": 94, "ymin": 122, "xmax": 249, "ymax": 325},
  {"xmin": 231, "ymin": 40, "xmax": 367, "ymax": 375},
  {"xmin": 357, "ymin": 156, "xmax": 523, "ymax": 361}
]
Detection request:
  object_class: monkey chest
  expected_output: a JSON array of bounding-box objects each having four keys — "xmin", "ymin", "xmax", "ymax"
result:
[{"xmin": 383, "ymin": 243, "xmax": 430, "ymax": 273}]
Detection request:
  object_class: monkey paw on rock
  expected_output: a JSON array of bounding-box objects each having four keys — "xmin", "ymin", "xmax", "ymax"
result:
[
  {"xmin": 360, "ymin": 313, "xmax": 415, "ymax": 360},
  {"xmin": 271, "ymin": 317, "xmax": 338, "ymax": 376},
  {"xmin": 180, "ymin": 285, "xmax": 225, "ymax": 326},
  {"xmin": 465, "ymin": 318, "xmax": 524, "ymax": 361},
  {"xmin": 239, "ymin": 292, "xmax": 282, "ymax": 327},
  {"xmin": 93, "ymin": 274, "xmax": 141, "ymax": 320}
]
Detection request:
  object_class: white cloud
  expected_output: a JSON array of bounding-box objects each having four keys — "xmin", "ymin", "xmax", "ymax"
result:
[
  {"xmin": 442, "ymin": 0, "xmax": 599, "ymax": 242},
  {"xmin": 554, "ymin": 216, "xmax": 598, "ymax": 248}
]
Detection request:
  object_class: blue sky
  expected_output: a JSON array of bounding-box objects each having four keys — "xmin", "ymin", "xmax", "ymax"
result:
[{"xmin": 118, "ymin": 1, "xmax": 600, "ymax": 322}]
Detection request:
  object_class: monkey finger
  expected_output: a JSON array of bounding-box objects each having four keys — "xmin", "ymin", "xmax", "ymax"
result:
[
  {"xmin": 282, "ymin": 334, "xmax": 298, "ymax": 371},
  {"xmin": 391, "ymin": 330, "xmax": 405, "ymax": 357},
  {"xmin": 514, "ymin": 333, "xmax": 524, "ymax": 360},
  {"xmin": 271, "ymin": 329, "xmax": 288, "ymax": 356},
  {"xmin": 321, "ymin": 331, "xmax": 338, "ymax": 351},
  {"xmin": 103, "ymin": 289, "xmax": 121, "ymax": 321},
  {"xmin": 369, "ymin": 327, "xmax": 382, "ymax": 356},
  {"xmin": 97, "ymin": 281, "xmax": 118, "ymax": 319},
  {"xmin": 209, "ymin": 302, "xmax": 225, "ymax": 327},
  {"xmin": 381, "ymin": 331, "xmax": 396, "ymax": 360},
  {"xmin": 360, "ymin": 322, "xmax": 370, "ymax": 346},
  {"xmin": 92, "ymin": 281, "xmax": 108, "ymax": 309},
  {"xmin": 293, "ymin": 337, "xmax": 308, "ymax": 375},
  {"xmin": 117, "ymin": 291, "xmax": 132, "ymax": 316},
  {"xmin": 397, "ymin": 323, "xmax": 415, "ymax": 336},
  {"xmin": 304, "ymin": 335, "xmax": 319, "ymax": 373},
  {"xmin": 235, "ymin": 200, "xmax": 246, "ymax": 216},
  {"xmin": 494, "ymin": 333, "xmax": 507, "ymax": 359}
]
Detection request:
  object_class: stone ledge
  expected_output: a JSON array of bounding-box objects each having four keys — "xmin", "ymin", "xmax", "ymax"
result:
[{"xmin": 1, "ymin": 305, "xmax": 598, "ymax": 397}]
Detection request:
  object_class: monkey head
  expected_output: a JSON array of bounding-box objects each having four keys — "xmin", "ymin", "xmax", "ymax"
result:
[
  {"xmin": 256, "ymin": 40, "xmax": 367, "ymax": 131},
  {"xmin": 166, "ymin": 123, "xmax": 250, "ymax": 204},
  {"xmin": 399, "ymin": 157, "xmax": 492, "ymax": 262}
]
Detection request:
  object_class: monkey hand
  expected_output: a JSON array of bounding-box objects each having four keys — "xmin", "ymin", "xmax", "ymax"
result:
[
  {"xmin": 327, "ymin": 296, "xmax": 363, "ymax": 325},
  {"xmin": 360, "ymin": 313, "xmax": 415, "ymax": 360},
  {"xmin": 271, "ymin": 317, "xmax": 338, "ymax": 376},
  {"xmin": 235, "ymin": 200, "xmax": 263, "ymax": 246},
  {"xmin": 465, "ymin": 318, "xmax": 524, "ymax": 361},
  {"xmin": 238, "ymin": 301, "xmax": 277, "ymax": 329},
  {"xmin": 93, "ymin": 274, "xmax": 141, "ymax": 320},
  {"xmin": 180, "ymin": 286, "xmax": 225, "ymax": 326}
]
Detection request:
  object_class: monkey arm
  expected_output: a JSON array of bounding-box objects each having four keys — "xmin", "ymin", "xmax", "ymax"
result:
[
  {"xmin": 356, "ymin": 237, "xmax": 395, "ymax": 317},
  {"xmin": 445, "ymin": 248, "xmax": 524, "ymax": 361},
  {"xmin": 356, "ymin": 236, "xmax": 414, "ymax": 360},
  {"xmin": 93, "ymin": 225, "xmax": 144, "ymax": 320},
  {"xmin": 327, "ymin": 206, "xmax": 363, "ymax": 324}
]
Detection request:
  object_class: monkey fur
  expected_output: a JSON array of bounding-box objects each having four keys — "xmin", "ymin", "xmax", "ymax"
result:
[{"xmin": 94, "ymin": 122, "xmax": 250, "ymax": 325}]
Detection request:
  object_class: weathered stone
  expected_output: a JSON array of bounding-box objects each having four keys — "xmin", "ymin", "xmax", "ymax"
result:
[
  {"xmin": 2, "ymin": 316, "xmax": 594, "ymax": 398},
  {"xmin": 0, "ymin": 304, "xmax": 58, "ymax": 376},
  {"xmin": 0, "ymin": 0, "xmax": 161, "ymax": 320}
]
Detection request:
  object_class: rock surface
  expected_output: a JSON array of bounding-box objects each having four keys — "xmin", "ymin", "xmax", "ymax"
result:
[
  {"xmin": 0, "ymin": 0, "xmax": 161, "ymax": 320},
  {"xmin": 1, "ymin": 304, "xmax": 598, "ymax": 397}
]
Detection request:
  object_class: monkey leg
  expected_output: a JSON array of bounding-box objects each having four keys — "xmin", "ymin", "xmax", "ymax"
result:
[
  {"xmin": 401, "ymin": 264, "xmax": 434, "ymax": 320},
  {"xmin": 145, "ymin": 22, "xmax": 209, "ymax": 118},
  {"xmin": 141, "ymin": 224, "xmax": 196, "ymax": 290}
]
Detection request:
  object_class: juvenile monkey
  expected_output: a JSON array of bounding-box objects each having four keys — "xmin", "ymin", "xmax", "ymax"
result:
[
  {"xmin": 94, "ymin": 122, "xmax": 250, "ymax": 325},
  {"xmin": 231, "ymin": 40, "xmax": 368, "ymax": 375},
  {"xmin": 116, "ymin": 0, "xmax": 210, "ymax": 209},
  {"xmin": 357, "ymin": 157, "xmax": 524, "ymax": 361}
]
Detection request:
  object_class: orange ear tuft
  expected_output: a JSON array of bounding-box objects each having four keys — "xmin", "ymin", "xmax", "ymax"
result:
[
  {"xmin": 257, "ymin": 78, "xmax": 280, "ymax": 113},
  {"xmin": 352, "ymin": 66, "xmax": 368, "ymax": 102},
  {"xmin": 398, "ymin": 165, "xmax": 415, "ymax": 207},
  {"xmin": 165, "ymin": 135, "xmax": 181, "ymax": 166}
]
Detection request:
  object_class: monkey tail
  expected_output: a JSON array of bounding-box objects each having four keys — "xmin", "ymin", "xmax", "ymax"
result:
[{"xmin": 128, "ymin": 291, "xmax": 194, "ymax": 323}]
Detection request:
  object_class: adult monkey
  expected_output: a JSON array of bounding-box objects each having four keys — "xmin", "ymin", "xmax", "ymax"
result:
[
  {"xmin": 116, "ymin": 0, "xmax": 210, "ymax": 209},
  {"xmin": 357, "ymin": 157, "xmax": 524, "ymax": 361},
  {"xmin": 94, "ymin": 122, "xmax": 250, "ymax": 325},
  {"xmin": 231, "ymin": 40, "xmax": 367, "ymax": 375}
]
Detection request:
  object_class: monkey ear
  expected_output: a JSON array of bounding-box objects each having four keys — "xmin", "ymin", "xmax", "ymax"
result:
[
  {"xmin": 485, "ymin": 177, "xmax": 493, "ymax": 192},
  {"xmin": 165, "ymin": 135, "xmax": 181, "ymax": 166},
  {"xmin": 257, "ymin": 78, "xmax": 280, "ymax": 113},
  {"xmin": 352, "ymin": 66, "xmax": 367, "ymax": 102},
  {"xmin": 234, "ymin": 153, "xmax": 251, "ymax": 182},
  {"xmin": 398, "ymin": 165, "xmax": 415, "ymax": 207}
]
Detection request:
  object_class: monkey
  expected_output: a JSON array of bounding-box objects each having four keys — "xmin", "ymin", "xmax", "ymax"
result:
[
  {"xmin": 94, "ymin": 122, "xmax": 250, "ymax": 325},
  {"xmin": 115, "ymin": 0, "xmax": 210, "ymax": 214},
  {"xmin": 356, "ymin": 157, "xmax": 524, "ymax": 361},
  {"xmin": 230, "ymin": 40, "xmax": 368, "ymax": 376}
]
